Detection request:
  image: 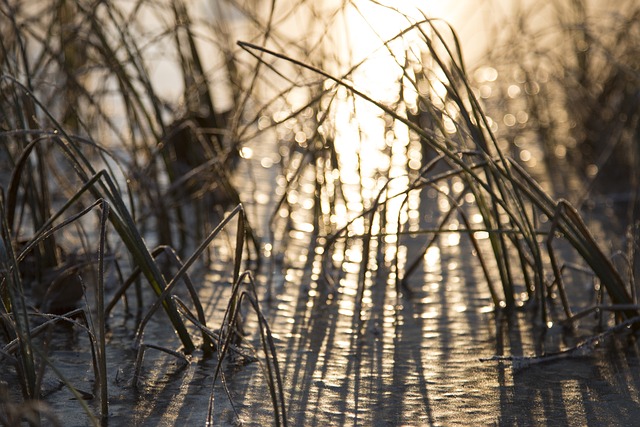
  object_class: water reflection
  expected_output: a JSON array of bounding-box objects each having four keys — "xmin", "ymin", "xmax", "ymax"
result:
[
  {"xmin": 225, "ymin": 1, "xmax": 640, "ymax": 425},
  {"xmin": 4, "ymin": 0, "xmax": 637, "ymax": 424}
]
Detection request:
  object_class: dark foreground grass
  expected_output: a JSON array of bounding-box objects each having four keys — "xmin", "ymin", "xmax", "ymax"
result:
[
  {"xmin": 0, "ymin": 0, "xmax": 638, "ymax": 425},
  {"xmin": 0, "ymin": 0, "xmax": 285, "ymax": 424}
]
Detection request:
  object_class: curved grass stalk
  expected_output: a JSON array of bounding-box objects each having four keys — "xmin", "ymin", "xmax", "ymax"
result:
[
  {"xmin": 133, "ymin": 343, "xmax": 190, "ymax": 388},
  {"xmin": 207, "ymin": 270, "xmax": 287, "ymax": 427},
  {"xmin": 173, "ymin": 296, "xmax": 256, "ymax": 361},
  {"xmin": 0, "ymin": 193, "xmax": 36, "ymax": 400},
  {"xmin": 132, "ymin": 204, "xmax": 247, "ymax": 351},
  {"xmin": 119, "ymin": 245, "xmax": 215, "ymax": 355},
  {"xmin": 508, "ymin": 161, "xmax": 636, "ymax": 318}
]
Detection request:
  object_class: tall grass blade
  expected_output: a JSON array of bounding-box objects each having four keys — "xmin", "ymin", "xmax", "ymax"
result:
[{"xmin": 0, "ymin": 192, "xmax": 36, "ymax": 399}]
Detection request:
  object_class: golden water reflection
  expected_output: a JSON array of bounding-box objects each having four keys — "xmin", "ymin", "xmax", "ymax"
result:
[
  {"xmin": 1, "ymin": 0, "xmax": 636, "ymax": 424},
  {"xmin": 222, "ymin": 1, "xmax": 640, "ymax": 425},
  {"xmin": 55, "ymin": 0, "xmax": 636, "ymax": 424}
]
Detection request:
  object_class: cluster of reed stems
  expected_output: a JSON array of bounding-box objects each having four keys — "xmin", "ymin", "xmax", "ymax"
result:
[{"xmin": 0, "ymin": 0, "xmax": 637, "ymax": 425}]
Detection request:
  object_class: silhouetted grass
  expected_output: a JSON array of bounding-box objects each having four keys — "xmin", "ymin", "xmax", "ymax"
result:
[
  {"xmin": 239, "ymin": 5, "xmax": 639, "ymax": 331},
  {"xmin": 0, "ymin": 0, "xmax": 284, "ymax": 423},
  {"xmin": 0, "ymin": 0, "xmax": 638, "ymax": 424}
]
